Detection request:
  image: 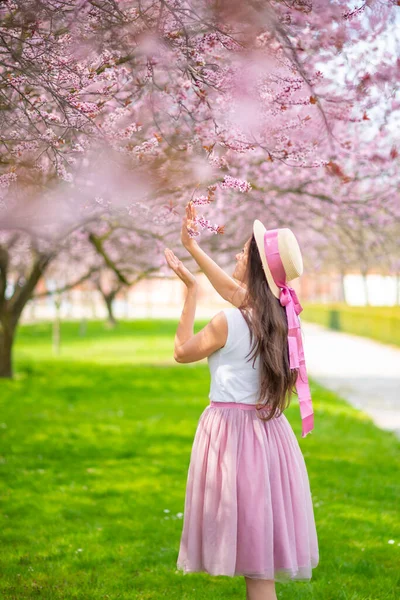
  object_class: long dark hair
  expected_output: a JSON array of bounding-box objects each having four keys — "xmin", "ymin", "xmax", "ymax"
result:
[{"xmin": 239, "ymin": 234, "xmax": 299, "ymax": 422}]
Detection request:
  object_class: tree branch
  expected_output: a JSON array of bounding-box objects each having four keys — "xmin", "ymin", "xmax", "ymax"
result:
[
  {"xmin": 88, "ymin": 232, "xmax": 130, "ymax": 285},
  {"xmin": 31, "ymin": 265, "xmax": 101, "ymax": 299}
]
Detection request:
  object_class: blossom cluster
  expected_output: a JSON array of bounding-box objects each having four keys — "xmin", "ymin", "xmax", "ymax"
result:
[
  {"xmin": 191, "ymin": 184, "xmax": 217, "ymax": 206},
  {"xmin": 220, "ymin": 175, "xmax": 252, "ymax": 193},
  {"xmin": 209, "ymin": 155, "xmax": 228, "ymax": 169},
  {"xmin": 191, "ymin": 195, "xmax": 210, "ymax": 206},
  {"xmin": 0, "ymin": 172, "xmax": 17, "ymax": 189},
  {"xmin": 190, "ymin": 216, "xmax": 225, "ymax": 237},
  {"xmin": 132, "ymin": 138, "xmax": 160, "ymax": 157}
]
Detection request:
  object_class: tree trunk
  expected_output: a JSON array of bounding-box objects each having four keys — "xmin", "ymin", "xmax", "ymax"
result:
[
  {"xmin": 52, "ymin": 296, "xmax": 61, "ymax": 355},
  {"xmin": 0, "ymin": 324, "xmax": 15, "ymax": 379},
  {"xmin": 338, "ymin": 272, "xmax": 346, "ymax": 303},
  {"xmin": 362, "ymin": 272, "xmax": 369, "ymax": 306},
  {"xmin": 105, "ymin": 294, "xmax": 117, "ymax": 328},
  {"xmin": 397, "ymin": 273, "xmax": 400, "ymax": 306}
]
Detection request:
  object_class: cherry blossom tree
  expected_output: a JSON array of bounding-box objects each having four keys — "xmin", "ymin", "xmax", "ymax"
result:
[{"xmin": 1, "ymin": 0, "xmax": 399, "ymax": 377}]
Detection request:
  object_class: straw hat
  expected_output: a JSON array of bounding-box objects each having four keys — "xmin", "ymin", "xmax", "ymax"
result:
[{"xmin": 253, "ymin": 220, "xmax": 304, "ymax": 299}]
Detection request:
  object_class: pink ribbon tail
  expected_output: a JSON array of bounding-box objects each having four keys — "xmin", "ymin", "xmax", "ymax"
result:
[{"xmin": 280, "ymin": 286, "xmax": 314, "ymax": 438}]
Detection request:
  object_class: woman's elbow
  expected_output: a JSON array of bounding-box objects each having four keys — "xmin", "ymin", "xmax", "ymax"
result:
[
  {"xmin": 174, "ymin": 348, "xmax": 194, "ymax": 363},
  {"xmin": 174, "ymin": 348, "xmax": 185, "ymax": 363}
]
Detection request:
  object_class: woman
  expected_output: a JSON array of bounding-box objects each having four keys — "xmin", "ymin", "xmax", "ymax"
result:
[{"xmin": 164, "ymin": 203, "xmax": 319, "ymax": 600}]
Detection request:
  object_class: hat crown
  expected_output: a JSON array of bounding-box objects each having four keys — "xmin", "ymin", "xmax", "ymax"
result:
[{"xmin": 278, "ymin": 228, "xmax": 303, "ymax": 282}]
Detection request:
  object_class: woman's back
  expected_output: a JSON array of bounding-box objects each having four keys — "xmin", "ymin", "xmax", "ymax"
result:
[{"xmin": 208, "ymin": 307, "xmax": 261, "ymax": 405}]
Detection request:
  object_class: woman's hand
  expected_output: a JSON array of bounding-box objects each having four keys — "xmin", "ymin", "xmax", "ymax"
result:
[
  {"xmin": 181, "ymin": 201, "xmax": 198, "ymax": 251},
  {"xmin": 164, "ymin": 248, "xmax": 197, "ymax": 289}
]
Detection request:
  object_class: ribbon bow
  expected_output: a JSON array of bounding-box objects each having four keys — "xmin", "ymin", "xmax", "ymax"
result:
[{"xmin": 264, "ymin": 230, "xmax": 314, "ymax": 438}]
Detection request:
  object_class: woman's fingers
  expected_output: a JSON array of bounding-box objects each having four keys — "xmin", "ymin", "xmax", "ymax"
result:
[
  {"xmin": 165, "ymin": 251, "xmax": 177, "ymax": 266},
  {"xmin": 185, "ymin": 204, "xmax": 192, "ymax": 226},
  {"xmin": 164, "ymin": 247, "xmax": 196, "ymax": 287},
  {"xmin": 186, "ymin": 200, "xmax": 196, "ymax": 230},
  {"xmin": 164, "ymin": 248, "xmax": 175, "ymax": 264},
  {"xmin": 164, "ymin": 248, "xmax": 181, "ymax": 272},
  {"xmin": 184, "ymin": 204, "xmax": 193, "ymax": 233}
]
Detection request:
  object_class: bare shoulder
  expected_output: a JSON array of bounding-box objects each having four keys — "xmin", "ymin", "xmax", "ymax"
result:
[
  {"xmin": 208, "ymin": 309, "xmax": 229, "ymax": 337},
  {"xmin": 227, "ymin": 284, "xmax": 246, "ymax": 308}
]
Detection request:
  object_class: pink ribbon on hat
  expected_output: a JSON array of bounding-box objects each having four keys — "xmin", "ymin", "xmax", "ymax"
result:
[{"xmin": 264, "ymin": 230, "xmax": 314, "ymax": 438}]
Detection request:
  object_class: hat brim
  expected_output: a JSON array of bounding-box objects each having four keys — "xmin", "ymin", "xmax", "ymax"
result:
[{"xmin": 253, "ymin": 219, "xmax": 280, "ymax": 299}]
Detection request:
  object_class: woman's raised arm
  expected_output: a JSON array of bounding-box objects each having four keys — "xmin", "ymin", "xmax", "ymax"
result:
[{"xmin": 181, "ymin": 204, "xmax": 246, "ymax": 308}]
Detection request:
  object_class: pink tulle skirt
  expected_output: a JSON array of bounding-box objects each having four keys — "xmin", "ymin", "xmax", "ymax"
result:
[{"xmin": 176, "ymin": 401, "xmax": 319, "ymax": 583}]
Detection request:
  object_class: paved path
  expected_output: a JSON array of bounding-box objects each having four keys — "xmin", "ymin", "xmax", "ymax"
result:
[{"xmin": 301, "ymin": 321, "xmax": 400, "ymax": 439}]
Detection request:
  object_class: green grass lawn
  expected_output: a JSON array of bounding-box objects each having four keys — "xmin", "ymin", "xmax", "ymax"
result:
[
  {"xmin": 12, "ymin": 319, "xmax": 181, "ymax": 366},
  {"xmin": 0, "ymin": 319, "xmax": 399, "ymax": 599}
]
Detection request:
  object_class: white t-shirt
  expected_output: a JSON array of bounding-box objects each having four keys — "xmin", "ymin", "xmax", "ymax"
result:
[{"xmin": 207, "ymin": 307, "xmax": 261, "ymax": 405}]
